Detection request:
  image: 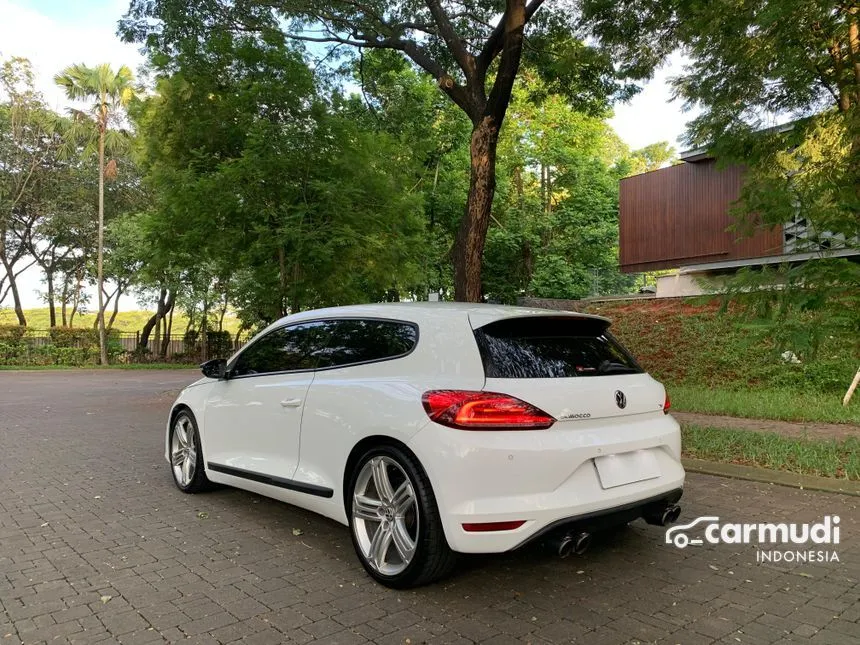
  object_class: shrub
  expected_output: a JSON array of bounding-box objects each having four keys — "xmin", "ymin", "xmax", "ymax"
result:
[
  {"xmin": 0, "ymin": 325, "xmax": 26, "ymax": 343},
  {"xmin": 49, "ymin": 327, "xmax": 99, "ymax": 348}
]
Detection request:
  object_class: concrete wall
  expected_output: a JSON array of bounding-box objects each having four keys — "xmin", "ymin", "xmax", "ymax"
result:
[{"xmin": 655, "ymin": 273, "xmax": 708, "ymax": 298}]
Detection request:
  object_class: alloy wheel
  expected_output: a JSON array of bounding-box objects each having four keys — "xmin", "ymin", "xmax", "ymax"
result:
[
  {"xmin": 171, "ymin": 415, "xmax": 197, "ymax": 487},
  {"xmin": 352, "ymin": 456, "xmax": 419, "ymax": 576}
]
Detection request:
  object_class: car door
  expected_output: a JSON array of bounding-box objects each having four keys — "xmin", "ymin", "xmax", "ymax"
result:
[
  {"xmin": 202, "ymin": 321, "xmax": 329, "ymax": 483},
  {"xmin": 295, "ymin": 318, "xmax": 420, "ymax": 496}
]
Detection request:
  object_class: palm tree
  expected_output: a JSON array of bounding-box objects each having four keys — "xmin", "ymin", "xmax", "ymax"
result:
[{"xmin": 54, "ymin": 64, "xmax": 136, "ymax": 365}]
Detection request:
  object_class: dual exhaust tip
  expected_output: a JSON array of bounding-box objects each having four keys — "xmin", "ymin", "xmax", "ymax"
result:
[
  {"xmin": 554, "ymin": 504, "xmax": 682, "ymax": 558},
  {"xmin": 557, "ymin": 531, "xmax": 592, "ymax": 558}
]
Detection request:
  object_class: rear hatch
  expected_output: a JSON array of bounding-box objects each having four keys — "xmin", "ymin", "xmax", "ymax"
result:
[{"xmin": 469, "ymin": 314, "xmax": 666, "ymax": 422}]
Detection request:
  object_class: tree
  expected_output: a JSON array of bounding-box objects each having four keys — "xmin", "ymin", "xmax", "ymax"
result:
[
  {"xmin": 0, "ymin": 57, "xmax": 63, "ymax": 325},
  {"xmin": 54, "ymin": 64, "xmax": 137, "ymax": 363},
  {"xmin": 122, "ymin": 0, "xmax": 633, "ymax": 301},
  {"xmin": 480, "ymin": 77, "xmax": 638, "ymax": 302},
  {"xmin": 130, "ymin": 33, "xmax": 426, "ymax": 330},
  {"xmin": 625, "ymin": 142, "xmax": 677, "ymax": 175}
]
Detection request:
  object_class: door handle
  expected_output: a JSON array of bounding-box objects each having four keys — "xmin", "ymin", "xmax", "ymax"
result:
[{"xmin": 280, "ymin": 398, "xmax": 303, "ymax": 408}]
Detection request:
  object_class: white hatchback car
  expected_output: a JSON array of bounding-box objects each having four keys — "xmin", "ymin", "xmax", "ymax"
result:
[{"xmin": 166, "ymin": 303, "xmax": 684, "ymax": 587}]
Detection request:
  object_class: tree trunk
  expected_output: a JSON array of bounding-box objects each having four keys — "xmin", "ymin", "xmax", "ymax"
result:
[
  {"xmin": 7, "ymin": 272, "xmax": 26, "ymax": 326},
  {"xmin": 278, "ymin": 246, "xmax": 288, "ymax": 317},
  {"xmin": 218, "ymin": 291, "xmax": 228, "ymax": 332},
  {"xmin": 153, "ymin": 311, "xmax": 162, "ymax": 359},
  {"xmin": 107, "ymin": 284, "xmax": 123, "ymax": 330},
  {"xmin": 540, "ymin": 163, "xmax": 546, "ymax": 211},
  {"xmin": 96, "ymin": 113, "xmax": 108, "ymax": 365},
  {"xmin": 60, "ymin": 277, "xmax": 68, "ymax": 326},
  {"xmin": 0, "ymin": 235, "xmax": 26, "ymax": 325},
  {"xmin": 70, "ymin": 264, "xmax": 84, "ymax": 326},
  {"xmin": 453, "ymin": 116, "xmax": 500, "ymax": 302},
  {"xmin": 201, "ymin": 294, "xmax": 209, "ymax": 362},
  {"xmin": 46, "ymin": 267, "xmax": 56, "ymax": 328},
  {"xmin": 184, "ymin": 308, "xmax": 194, "ymax": 337},
  {"xmin": 160, "ymin": 302, "xmax": 174, "ymax": 359},
  {"xmin": 139, "ymin": 287, "xmax": 168, "ymax": 349}
]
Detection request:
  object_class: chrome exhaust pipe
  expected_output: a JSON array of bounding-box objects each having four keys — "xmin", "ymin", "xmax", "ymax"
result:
[
  {"xmin": 556, "ymin": 531, "xmax": 591, "ymax": 558},
  {"xmin": 645, "ymin": 504, "xmax": 682, "ymax": 526},
  {"xmin": 664, "ymin": 504, "xmax": 681, "ymax": 525},
  {"xmin": 572, "ymin": 532, "xmax": 591, "ymax": 555},
  {"xmin": 557, "ymin": 534, "xmax": 575, "ymax": 558}
]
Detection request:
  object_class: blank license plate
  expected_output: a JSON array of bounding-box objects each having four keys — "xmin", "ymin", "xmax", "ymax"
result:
[{"xmin": 593, "ymin": 450, "xmax": 661, "ymax": 489}]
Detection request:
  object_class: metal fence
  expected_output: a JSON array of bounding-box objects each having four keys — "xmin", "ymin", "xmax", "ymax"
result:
[{"xmin": 125, "ymin": 332, "xmax": 250, "ymax": 361}]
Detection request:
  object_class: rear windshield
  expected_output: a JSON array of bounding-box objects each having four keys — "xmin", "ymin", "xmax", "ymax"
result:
[{"xmin": 474, "ymin": 316, "xmax": 643, "ymax": 379}]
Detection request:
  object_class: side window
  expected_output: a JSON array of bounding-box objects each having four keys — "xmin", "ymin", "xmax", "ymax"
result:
[
  {"xmin": 316, "ymin": 319, "xmax": 417, "ymax": 369},
  {"xmin": 231, "ymin": 322, "xmax": 329, "ymax": 377}
]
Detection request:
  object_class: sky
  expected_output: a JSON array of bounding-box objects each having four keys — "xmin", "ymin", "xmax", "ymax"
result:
[{"xmin": 1, "ymin": 0, "xmax": 692, "ymax": 311}]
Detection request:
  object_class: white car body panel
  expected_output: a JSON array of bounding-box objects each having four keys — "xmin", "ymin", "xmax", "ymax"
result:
[
  {"xmin": 203, "ymin": 372, "xmax": 313, "ymax": 478},
  {"xmin": 166, "ymin": 302, "xmax": 685, "ymax": 554}
]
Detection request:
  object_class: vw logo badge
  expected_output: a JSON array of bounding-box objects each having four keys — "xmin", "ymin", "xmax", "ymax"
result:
[{"xmin": 614, "ymin": 390, "xmax": 627, "ymax": 409}]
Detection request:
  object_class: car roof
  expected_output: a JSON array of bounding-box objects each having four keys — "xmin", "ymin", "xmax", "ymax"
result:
[{"xmin": 277, "ymin": 302, "xmax": 609, "ymax": 327}]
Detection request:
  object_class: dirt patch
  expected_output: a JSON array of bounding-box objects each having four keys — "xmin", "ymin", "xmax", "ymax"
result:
[{"xmin": 674, "ymin": 411, "xmax": 860, "ymax": 441}]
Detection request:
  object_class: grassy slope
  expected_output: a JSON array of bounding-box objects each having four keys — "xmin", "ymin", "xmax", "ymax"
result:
[
  {"xmin": 671, "ymin": 385, "xmax": 859, "ymax": 424},
  {"xmin": 0, "ymin": 308, "xmax": 244, "ymax": 335},
  {"xmin": 587, "ymin": 298, "xmax": 859, "ymax": 424},
  {"xmin": 683, "ymin": 425, "xmax": 859, "ymax": 479}
]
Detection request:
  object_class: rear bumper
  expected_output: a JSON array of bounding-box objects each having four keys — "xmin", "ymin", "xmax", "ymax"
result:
[
  {"xmin": 408, "ymin": 412, "xmax": 685, "ymax": 553},
  {"xmin": 513, "ymin": 488, "xmax": 683, "ymax": 550}
]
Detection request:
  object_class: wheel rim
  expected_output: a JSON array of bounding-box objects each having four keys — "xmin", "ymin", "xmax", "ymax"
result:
[
  {"xmin": 171, "ymin": 415, "xmax": 197, "ymax": 487},
  {"xmin": 352, "ymin": 456, "xmax": 419, "ymax": 576}
]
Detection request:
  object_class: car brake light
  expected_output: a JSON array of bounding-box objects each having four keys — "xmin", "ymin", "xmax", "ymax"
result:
[
  {"xmin": 422, "ymin": 390, "xmax": 555, "ymax": 430},
  {"xmin": 663, "ymin": 392, "xmax": 671, "ymax": 414}
]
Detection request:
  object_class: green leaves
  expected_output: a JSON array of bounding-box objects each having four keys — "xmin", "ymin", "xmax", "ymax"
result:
[{"xmin": 132, "ymin": 36, "xmax": 428, "ymax": 327}]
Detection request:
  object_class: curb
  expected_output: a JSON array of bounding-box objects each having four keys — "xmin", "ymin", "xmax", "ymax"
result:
[{"xmin": 682, "ymin": 458, "xmax": 860, "ymax": 497}]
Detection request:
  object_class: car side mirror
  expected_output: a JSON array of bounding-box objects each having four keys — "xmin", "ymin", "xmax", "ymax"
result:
[{"xmin": 200, "ymin": 358, "xmax": 228, "ymax": 379}]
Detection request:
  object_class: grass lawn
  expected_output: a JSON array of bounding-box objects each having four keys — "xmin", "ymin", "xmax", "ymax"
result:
[
  {"xmin": 0, "ymin": 363, "xmax": 198, "ymax": 370},
  {"xmin": 682, "ymin": 425, "xmax": 860, "ymax": 480},
  {"xmin": 0, "ymin": 307, "xmax": 244, "ymax": 336},
  {"xmin": 670, "ymin": 384, "xmax": 860, "ymax": 425}
]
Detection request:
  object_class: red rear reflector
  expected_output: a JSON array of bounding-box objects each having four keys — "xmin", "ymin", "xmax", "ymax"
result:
[
  {"xmin": 422, "ymin": 390, "xmax": 555, "ymax": 430},
  {"xmin": 663, "ymin": 392, "xmax": 671, "ymax": 414},
  {"xmin": 462, "ymin": 520, "xmax": 526, "ymax": 532}
]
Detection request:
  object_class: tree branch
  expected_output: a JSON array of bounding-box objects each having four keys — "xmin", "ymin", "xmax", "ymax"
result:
[
  {"xmin": 283, "ymin": 29, "xmax": 478, "ymax": 119},
  {"xmin": 478, "ymin": 0, "xmax": 545, "ymax": 69},
  {"xmin": 486, "ymin": 0, "xmax": 529, "ymax": 125},
  {"xmin": 425, "ymin": 0, "xmax": 475, "ymax": 76}
]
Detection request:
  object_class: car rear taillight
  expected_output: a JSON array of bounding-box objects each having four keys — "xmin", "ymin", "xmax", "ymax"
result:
[
  {"xmin": 663, "ymin": 392, "xmax": 671, "ymax": 414},
  {"xmin": 421, "ymin": 390, "xmax": 555, "ymax": 430}
]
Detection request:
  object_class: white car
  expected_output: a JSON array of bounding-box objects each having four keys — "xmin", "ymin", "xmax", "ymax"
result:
[{"xmin": 166, "ymin": 303, "xmax": 684, "ymax": 588}]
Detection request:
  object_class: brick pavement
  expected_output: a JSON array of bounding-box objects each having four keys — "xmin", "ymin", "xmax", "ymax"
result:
[{"xmin": 0, "ymin": 370, "xmax": 858, "ymax": 644}]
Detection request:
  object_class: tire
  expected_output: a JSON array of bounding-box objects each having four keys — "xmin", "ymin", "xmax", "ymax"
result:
[
  {"xmin": 347, "ymin": 444, "xmax": 456, "ymax": 588},
  {"xmin": 169, "ymin": 409, "xmax": 212, "ymax": 494}
]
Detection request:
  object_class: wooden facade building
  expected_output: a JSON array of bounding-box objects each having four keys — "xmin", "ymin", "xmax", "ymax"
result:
[{"xmin": 619, "ymin": 156, "xmax": 786, "ymax": 273}]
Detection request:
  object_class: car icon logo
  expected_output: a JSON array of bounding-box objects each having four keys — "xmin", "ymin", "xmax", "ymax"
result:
[
  {"xmin": 665, "ymin": 516, "xmax": 721, "ymax": 548},
  {"xmin": 614, "ymin": 390, "xmax": 627, "ymax": 409}
]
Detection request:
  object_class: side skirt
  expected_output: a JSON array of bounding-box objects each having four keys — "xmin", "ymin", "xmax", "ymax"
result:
[{"xmin": 207, "ymin": 462, "xmax": 334, "ymax": 499}]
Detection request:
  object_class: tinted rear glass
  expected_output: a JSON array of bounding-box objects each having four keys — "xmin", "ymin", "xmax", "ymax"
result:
[{"xmin": 474, "ymin": 316, "xmax": 642, "ymax": 379}]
